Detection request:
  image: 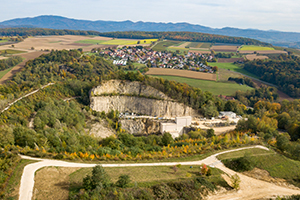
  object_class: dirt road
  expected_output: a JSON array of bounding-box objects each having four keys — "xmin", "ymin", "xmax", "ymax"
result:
[{"xmin": 18, "ymin": 145, "xmax": 300, "ymax": 200}]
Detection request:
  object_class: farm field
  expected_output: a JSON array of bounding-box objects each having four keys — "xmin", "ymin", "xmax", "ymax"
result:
[
  {"xmin": 0, "ymin": 67, "xmax": 14, "ymax": 80},
  {"xmin": 239, "ymin": 45, "xmax": 275, "ymax": 51},
  {"xmin": 217, "ymin": 58, "xmax": 244, "ymax": 63},
  {"xmin": 75, "ymin": 38, "xmax": 158, "ymax": 45},
  {"xmin": 212, "ymin": 62, "xmax": 260, "ymax": 79},
  {"xmin": 246, "ymin": 54, "xmax": 269, "ymax": 61},
  {"xmin": 152, "ymin": 40, "xmax": 182, "ymax": 51},
  {"xmin": 210, "ymin": 45, "xmax": 239, "ymax": 52},
  {"xmin": 0, "ymin": 49, "xmax": 26, "ymax": 54},
  {"xmin": 0, "ymin": 39, "xmax": 8, "ymax": 43},
  {"xmin": 151, "ymin": 75, "xmax": 252, "ymax": 96},
  {"xmin": 240, "ymin": 50, "xmax": 287, "ymax": 54},
  {"xmin": 146, "ymin": 68, "xmax": 216, "ymax": 81},
  {"xmin": 0, "ymin": 35, "xmax": 115, "ymax": 52}
]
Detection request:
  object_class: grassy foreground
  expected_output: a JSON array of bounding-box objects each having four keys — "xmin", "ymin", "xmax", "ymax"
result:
[{"xmin": 151, "ymin": 75, "xmax": 252, "ymax": 96}]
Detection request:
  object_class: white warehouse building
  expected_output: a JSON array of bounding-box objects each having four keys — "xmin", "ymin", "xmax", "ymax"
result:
[{"xmin": 160, "ymin": 116, "xmax": 192, "ymax": 138}]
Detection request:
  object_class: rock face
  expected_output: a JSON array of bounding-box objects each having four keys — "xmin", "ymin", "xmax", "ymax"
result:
[
  {"xmin": 91, "ymin": 79, "xmax": 168, "ymax": 100},
  {"xmin": 120, "ymin": 119, "xmax": 160, "ymax": 135},
  {"xmin": 90, "ymin": 80, "xmax": 198, "ymax": 117}
]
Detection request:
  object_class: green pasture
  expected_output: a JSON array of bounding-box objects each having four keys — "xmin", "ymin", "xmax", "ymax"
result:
[
  {"xmin": 0, "ymin": 49, "xmax": 26, "ymax": 54},
  {"xmin": 151, "ymin": 75, "xmax": 253, "ymax": 96},
  {"xmin": 212, "ymin": 62, "xmax": 259, "ymax": 79},
  {"xmin": 239, "ymin": 45, "xmax": 275, "ymax": 51},
  {"xmin": 0, "ymin": 39, "xmax": 9, "ymax": 44},
  {"xmin": 0, "ymin": 67, "xmax": 14, "ymax": 79}
]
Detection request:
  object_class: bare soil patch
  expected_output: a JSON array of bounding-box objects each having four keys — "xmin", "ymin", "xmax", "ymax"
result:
[
  {"xmin": 177, "ymin": 42, "xmax": 191, "ymax": 48},
  {"xmin": 246, "ymin": 54, "xmax": 269, "ymax": 61},
  {"xmin": 0, "ymin": 56, "xmax": 7, "ymax": 60},
  {"xmin": 0, "ymin": 51, "xmax": 46, "ymax": 84},
  {"xmin": 240, "ymin": 50, "xmax": 287, "ymax": 54},
  {"xmin": 211, "ymin": 45, "xmax": 239, "ymax": 52},
  {"xmin": 218, "ymin": 58, "xmax": 245, "ymax": 63},
  {"xmin": 33, "ymin": 167, "xmax": 80, "ymax": 200},
  {"xmin": 146, "ymin": 68, "xmax": 216, "ymax": 81}
]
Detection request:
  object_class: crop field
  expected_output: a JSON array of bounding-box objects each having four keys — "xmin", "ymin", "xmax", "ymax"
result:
[
  {"xmin": 146, "ymin": 68, "xmax": 216, "ymax": 81},
  {"xmin": 212, "ymin": 62, "xmax": 259, "ymax": 79},
  {"xmin": 151, "ymin": 75, "xmax": 252, "ymax": 96},
  {"xmin": 0, "ymin": 39, "xmax": 9, "ymax": 44},
  {"xmin": 246, "ymin": 54, "xmax": 269, "ymax": 61},
  {"xmin": 210, "ymin": 45, "xmax": 239, "ymax": 52},
  {"xmin": 76, "ymin": 38, "xmax": 158, "ymax": 45},
  {"xmin": 240, "ymin": 50, "xmax": 287, "ymax": 54},
  {"xmin": 239, "ymin": 45, "xmax": 275, "ymax": 51},
  {"xmin": 217, "ymin": 58, "xmax": 245, "ymax": 63},
  {"xmin": 0, "ymin": 49, "xmax": 26, "ymax": 54},
  {"xmin": 152, "ymin": 40, "xmax": 182, "ymax": 51}
]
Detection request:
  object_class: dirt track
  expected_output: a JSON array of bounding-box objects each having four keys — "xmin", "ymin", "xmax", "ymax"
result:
[
  {"xmin": 0, "ymin": 51, "xmax": 46, "ymax": 84},
  {"xmin": 18, "ymin": 145, "xmax": 300, "ymax": 200}
]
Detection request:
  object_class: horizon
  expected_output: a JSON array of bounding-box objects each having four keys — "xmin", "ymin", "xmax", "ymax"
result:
[{"xmin": 1, "ymin": 0, "xmax": 300, "ymax": 33}]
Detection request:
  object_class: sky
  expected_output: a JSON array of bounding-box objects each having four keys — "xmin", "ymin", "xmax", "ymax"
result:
[{"xmin": 1, "ymin": 0, "xmax": 300, "ymax": 32}]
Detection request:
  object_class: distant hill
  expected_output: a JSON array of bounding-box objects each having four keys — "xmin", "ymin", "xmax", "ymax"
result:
[{"xmin": 1, "ymin": 15, "xmax": 300, "ymax": 48}]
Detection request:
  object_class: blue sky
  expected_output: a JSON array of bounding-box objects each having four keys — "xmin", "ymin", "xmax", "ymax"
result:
[{"xmin": 1, "ymin": 0, "xmax": 300, "ymax": 32}]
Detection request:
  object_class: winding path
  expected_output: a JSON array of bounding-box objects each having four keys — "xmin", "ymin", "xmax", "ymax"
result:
[
  {"xmin": 1, "ymin": 83, "xmax": 54, "ymax": 113},
  {"xmin": 18, "ymin": 145, "xmax": 300, "ymax": 200}
]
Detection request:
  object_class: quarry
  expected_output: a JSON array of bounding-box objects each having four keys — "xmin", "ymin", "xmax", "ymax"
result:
[{"xmin": 90, "ymin": 80, "xmax": 241, "ymax": 138}]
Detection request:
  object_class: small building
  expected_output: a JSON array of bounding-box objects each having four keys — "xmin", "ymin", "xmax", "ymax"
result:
[
  {"xmin": 219, "ymin": 111, "xmax": 236, "ymax": 119},
  {"xmin": 160, "ymin": 116, "xmax": 192, "ymax": 138}
]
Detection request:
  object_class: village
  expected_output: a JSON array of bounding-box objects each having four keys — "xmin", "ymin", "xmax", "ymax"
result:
[{"xmin": 96, "ymin": 46, "xmax": 217, "ymax": 73}]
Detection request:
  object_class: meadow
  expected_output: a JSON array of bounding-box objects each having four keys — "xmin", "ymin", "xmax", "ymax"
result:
[
  {"xmin": 212, "ymin": 62, "xmax": 260, "ymax": 79},
  {"xmin": 0, "ymin": 49, "xmax": 26, "ymax": 54},
  {"xmin": 0, "ymin": 67, "xmax": 14, "ymax": 80},
  {"xmin": 239, "ymin": 45, "xmax": 275, "ymax": 51},
  {"xmin": 151, "ymin": 75, "xmax": 252, "ymax": 96},
  {"xmin": 152, "ymin": 40, "xmax": 181, "ymax": 51}
]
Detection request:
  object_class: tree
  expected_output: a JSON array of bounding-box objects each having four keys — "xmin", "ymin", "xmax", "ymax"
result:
[
  {"xmin": 207, "ymin": 129, "xmax": 215, "ymax": 138},
  {"xmin": 31, "ymin": 47, "xmax": 35, "ymax": 50},
  {"xmin": 162, "ymin": 132, "xmax": 174, "ymax": 146},
  {"xmin": 83, "ymin": 165, "xmax": 111, "ymax": 190},
  {"xmin": 276, "ymin": 135, "xmax": 289, "ymax": 152},
  {"xmin": 116, "ymin": 174, "xmax": 131, "ymax": 188}
]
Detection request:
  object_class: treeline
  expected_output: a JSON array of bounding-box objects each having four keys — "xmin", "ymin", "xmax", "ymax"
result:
[
  {"xmin": 0, "ymin": 56, "xmax": 23, "ymax": 71},
  {"xmin": 99, "ymin": 31, "xmax": 270, "ymax": 46},
  {"xmin": 0, "ymin": 28, "xmax": 101, "ymax": 37},
  {"xmin": 228, "ymin": 77, "xmax": 256, "ymax": 88},
  {"xmin": 243, "ymin": 55, "xmax": 300, "ymax": 97}
]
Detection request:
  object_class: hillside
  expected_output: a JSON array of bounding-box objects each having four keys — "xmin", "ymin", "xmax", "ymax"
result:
[{"xmin": 1, "ymin": 15, "xmax": 300, "ymax": 47}]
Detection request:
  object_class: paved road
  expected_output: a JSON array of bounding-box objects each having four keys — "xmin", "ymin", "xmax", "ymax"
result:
[{"xmin": 19, "ymin": 145, "xmax": 299, "ymax": 200}]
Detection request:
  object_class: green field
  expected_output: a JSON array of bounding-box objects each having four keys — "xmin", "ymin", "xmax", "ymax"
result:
[
  {"xmin": 152, "ymin": 40, "xmax": 182, "ymax": 51},
  {"xmin": 218, "ymin": 148, "xmax": 300, "ymax": 187},
  {"xmin": 151, "ymin": 75, "xmax": 253, "ymax": 96},
  {"xmin": 76, "ymin": 38, "xmax": 158, "ymax": 45},
  {"xmin": 239, "ymin": 45, "xmax": 275, "ymax": 51},
  {"xmin": 0, "ymin": 39, "xmax": 9, "ymax": 44},
  {"xmin": 212, "ymin": 62, "xmax": 259, "ymax": 79},
  {"xmin": 0, "ymin": 67, "xmax": 14, "ymax": 79},
  {"xmin": 0, "ymin": 49, "xmax": 26, "ymax": 54},
  {"xmin": 69, "ymin": 165, "xmax": 225, "ymax": 189}
]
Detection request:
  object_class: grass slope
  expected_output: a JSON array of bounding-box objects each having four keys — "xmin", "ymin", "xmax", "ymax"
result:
[
  {"xmin": 239, "ymin": 45, "xmax": 275, "ymax": 51},
  {"xmin": 0, "ymin": 67, "xmax": 14, "ymax": 80},
  {"xmin": 0, "ymin": 49, "xmax": 26, "ymax": 54},
  {"xmin": 151, "ymin": 75, "xmax": 252, "ymax": 96},
  {"xmin": 213, "ymin": 62, "xmax": 260, "ymax": 79},
  {"xmin": 218, "ymin": 149, "xmax": 300, "ymax": 187}
]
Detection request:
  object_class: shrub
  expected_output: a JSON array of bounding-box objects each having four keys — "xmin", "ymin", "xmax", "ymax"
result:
[
  {"xmin": 116, "ymin": 174, "xmax": 131, "ymax": 188},
  {"xmin": 223, "ymin": 153, "xmax": 256, "ymax": 172}
]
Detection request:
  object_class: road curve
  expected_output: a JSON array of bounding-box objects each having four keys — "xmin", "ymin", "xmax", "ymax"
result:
[{"xmin": 18, "ymin": 145, "xmax": 300, "ymax": 200}]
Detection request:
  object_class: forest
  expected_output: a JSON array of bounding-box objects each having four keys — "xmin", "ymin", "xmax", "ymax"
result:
[
  {"xmin": 243, "ymin": 54, "xmax": 300, "ymax": 98},
  {"xmin": 0, "ymin": 56, "xmax": 23, "ymax": 71},
  {"xmin": 99, "ymin": 31, "xmax": 269, "ymax": 45}
]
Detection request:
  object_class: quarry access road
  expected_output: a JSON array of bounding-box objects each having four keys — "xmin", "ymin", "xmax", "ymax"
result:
[{"xmin": 18, "ymin": 145, "xmax": 300, "ymax": 200}]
